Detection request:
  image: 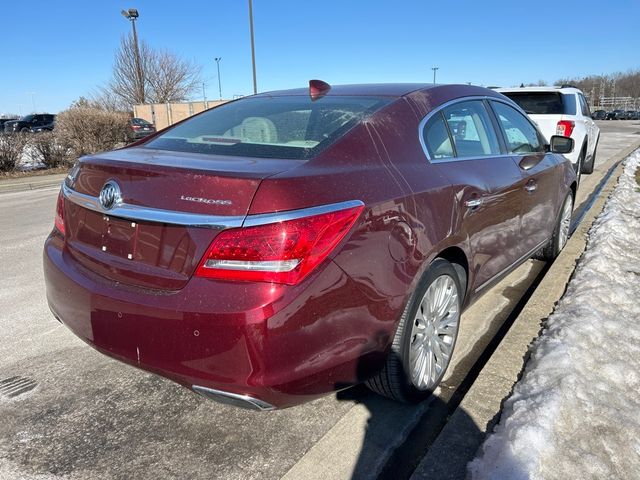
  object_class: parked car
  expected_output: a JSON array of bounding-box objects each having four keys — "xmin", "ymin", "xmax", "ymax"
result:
[
  {"xmin": 44, "ymin": 82, "xmax": 577, "ymax": 410},
  {"xmin": 0, "ymin": 118, "xmax": 18, "ymax": 131},
  {"xmin": 497, "ymin": 86, "xmax": 599, "ymax": 176},
  {"xmin": 4, "ymin": 113, "xmax": 55, "ymax": 133},
  {"xmin": 591, "ymin": 110, "xmax": 607, "ymax": 120},
  {"xmin": 128, "ymin": 117, "xmax": 156, "ymax": 140},
  {"xmin": 625, "ymin": 110, "xmax": 639, "ymax": 120},
  {"xmin": 607, "ymin": 109, "xmax": 625, "ymax": 120}
]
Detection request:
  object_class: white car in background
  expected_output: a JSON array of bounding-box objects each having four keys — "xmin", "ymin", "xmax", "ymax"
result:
[{"xmin": 497, "ymin": 86, "xmax": 600, "ymax": 180}]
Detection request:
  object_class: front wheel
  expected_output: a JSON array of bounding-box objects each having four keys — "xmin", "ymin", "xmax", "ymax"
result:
[
  {"xmin": 537, "ymin": 191, "xmax": 573, "ymax": 261},
  {"xmin": 366, "ymin": 258, "xmax": 462, "ymax": 403}
]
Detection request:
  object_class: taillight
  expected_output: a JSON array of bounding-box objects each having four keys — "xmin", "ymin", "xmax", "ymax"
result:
[
  {"xmin": 132, "ymin": 125, "xmax": 141, "ymax": 130},
  {"xmin": 54, "ymin": 190, "xmax": 65, "ymax": 236},
  {"xmin": 556, "ymin": 120, "xmax": 575, "ymax": 137},
  {"xmin": 196, "ymin": 204, "xmax": 364, "ymax": 285}
]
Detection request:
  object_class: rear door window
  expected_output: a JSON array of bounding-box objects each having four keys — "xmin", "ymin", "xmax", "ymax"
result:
[
  {"xmin": 442, "ymin": 100, "xmax": 501, "ymax": 157},
  {"xmin": 491, "ymin": 101, "xmax": 544, "ymax": 154}
]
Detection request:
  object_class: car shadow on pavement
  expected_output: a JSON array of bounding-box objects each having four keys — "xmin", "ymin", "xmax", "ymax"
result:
[{"xmin": 334, "ymin": 351, "xmax": 485, "ymax": 480}]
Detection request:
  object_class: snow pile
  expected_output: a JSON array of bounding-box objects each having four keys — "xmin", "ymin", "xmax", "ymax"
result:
[{"xmin": 469, "ymin": 150, "xmax": 640, "ymax": 480}]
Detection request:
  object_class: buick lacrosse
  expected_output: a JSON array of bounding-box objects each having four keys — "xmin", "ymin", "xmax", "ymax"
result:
[{"xmin": 44, "ymin": 81, "xmax": 576, "ymax": 409}]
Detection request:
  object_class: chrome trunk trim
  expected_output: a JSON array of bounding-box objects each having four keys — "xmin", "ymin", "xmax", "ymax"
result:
[
  {"xmin": 62, "ymin": 182, "xmax": 245, "ymax": 229},
  {"xmin": 62, "ymin": 182, "xmax": 364, "ymax": 230}
]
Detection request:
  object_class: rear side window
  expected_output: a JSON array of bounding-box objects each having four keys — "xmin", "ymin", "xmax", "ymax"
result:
[
  {"xmin": 144, "ymin": 95, "xmax": 391, "ymax": 160},
  {"xmin": 578, "ymin": 94, "xmax": 591, "ymax": 117},
  {"xmin": 422, "ymin": 113, "xmax": 454, "ymax": 159},
  {"xmin": 442, "ymin": 100, "xmax": 500, "ymax": 157},
  {"xmin": 491, "ymin": 101, "xmax": 544, "ymax": 154}
]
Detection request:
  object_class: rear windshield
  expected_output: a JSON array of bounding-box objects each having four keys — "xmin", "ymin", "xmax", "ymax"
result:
[
  {"xmin": 501, "ymin": 92, "xmax": 576, "ymax": 115},
  {"xmin": 131, "ymin": 118, "xmax": 152, "ymax": 126},
  {"xmin": 144, "ymin": 95, "xmax": 392, "ymax": 160}
]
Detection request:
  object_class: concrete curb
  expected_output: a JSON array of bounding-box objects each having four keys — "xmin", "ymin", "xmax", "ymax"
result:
[
  {"xmin": 410, "ymin": 139, "xmax": 640, "ymax": 480},
  {"xmin": 0, "ymin": 173, "xmax": 66, "ymax": 193}
]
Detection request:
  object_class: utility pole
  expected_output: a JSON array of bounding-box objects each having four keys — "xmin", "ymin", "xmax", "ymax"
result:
[
  {"xmin": 431, "ymin": 67, "xmax": 439, "ymax": 84},
  {"xmin": 122, "ymin": 8, "xmax": 144, "ymax": 104},
  {"xmin": 248, "ymin": 0, "xmax": 257, "ymax": 94},
  {"xmin": 215, "ymin": 57, "xmax": 223, "ymax": 99},
  {"xmin": 26, "ymin": 92, "xmax": 36, "ymax": 112},
  {"xmin": 202, "ymin": 82, "xmax": 207, "ymax": 107}
]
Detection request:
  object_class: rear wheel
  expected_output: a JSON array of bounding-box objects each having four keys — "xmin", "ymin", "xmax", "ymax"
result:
[
  {"xmin": 575, "ymin": 148, "xmax": 585, "ymax": 186},
  {"xmin": 581, "ymin": 138, "xmax": 597, "ymax": 175},
  {"xmin": 537, "ymin": 191, "xmax": 573, "ymax": 261},
  {"xmin": 366, "ymin": 258, "xmax": 461, "ymax": 403}
]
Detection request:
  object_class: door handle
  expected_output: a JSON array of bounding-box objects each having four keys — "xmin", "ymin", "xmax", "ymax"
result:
[
  {"xmin": 525, "ymin": 180, "xmax": 537, "ymax": 193},
  {"xmin": 465, "ymin": 198, "xmax": 483, "ymax": 208}
]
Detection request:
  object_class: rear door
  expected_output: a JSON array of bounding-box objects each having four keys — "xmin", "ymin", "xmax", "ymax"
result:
[
  {"xmin": 422, "ymin": 99, "xmax": 523, "ymax": 290},
  {"xmin": 489, "ymin": 100, "xmax": 561, "ymax": 257}
]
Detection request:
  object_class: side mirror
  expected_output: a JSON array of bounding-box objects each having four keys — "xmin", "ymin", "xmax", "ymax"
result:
[{"xmin": 549, "ymin": 135, "xmax": 574, "ymax": 154}]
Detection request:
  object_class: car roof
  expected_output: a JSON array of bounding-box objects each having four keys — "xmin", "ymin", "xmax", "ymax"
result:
[{"xmin": 256, "ymin": 83, "xmax": 438, "ymax": 98}]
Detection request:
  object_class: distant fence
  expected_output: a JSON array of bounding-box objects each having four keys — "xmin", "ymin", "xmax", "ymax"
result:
[{"xmin": 133, "ymin": 100, "xmax": 229, "ymax": 130}]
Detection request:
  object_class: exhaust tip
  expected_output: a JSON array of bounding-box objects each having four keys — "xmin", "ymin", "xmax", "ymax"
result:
[{"xmin": 192, "ymin": 385, "xmax": 275, "ymax": 411}]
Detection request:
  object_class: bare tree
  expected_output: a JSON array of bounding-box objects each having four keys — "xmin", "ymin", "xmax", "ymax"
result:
[
  {"xmin": 104, "ymin": 34, "xmax": 201, "ymax": 109},
  {"xmin": 147, "ymin": 49, "xmax": 201, "ymax": 104}
]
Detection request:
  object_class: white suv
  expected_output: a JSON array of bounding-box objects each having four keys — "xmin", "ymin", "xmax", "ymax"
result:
[{"xmin": 497, "ymin": 86, "xmax": 600, "ymax": 179}]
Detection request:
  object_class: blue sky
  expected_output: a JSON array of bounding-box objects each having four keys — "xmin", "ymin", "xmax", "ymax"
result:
[{"xmin": 1, "ymin": 0, "xmax": 639, "ymax": 115}]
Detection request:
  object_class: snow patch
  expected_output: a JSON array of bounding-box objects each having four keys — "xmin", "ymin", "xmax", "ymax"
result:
[{"xmin": 469, "ymin": 150, "xmax": 640, "ymax": 479}]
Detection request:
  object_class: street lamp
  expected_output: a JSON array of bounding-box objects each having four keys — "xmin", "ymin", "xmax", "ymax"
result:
[
  {"xmin": 215, "ymin": 57, "xmax": 223, "ymax": 100},
  {"xmin": 121, "ymin": 8, "xmax": 144, "ymax": 104},
  {"xmin": 248, "ymin": 0, "xmax": 257, "ymax": 94},
  {"xmin": 431, "ymin": 67, "xmax": 439, "ymax": 84}
]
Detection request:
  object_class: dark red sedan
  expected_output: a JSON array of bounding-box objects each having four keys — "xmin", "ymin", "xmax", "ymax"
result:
[{"xmin": 44, "ymin": 82, "xmax": 576, "ymax": 410}]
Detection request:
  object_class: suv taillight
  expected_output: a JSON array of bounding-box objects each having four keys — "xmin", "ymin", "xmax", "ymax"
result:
[
  {"xmin": 54, "ymin": 190, "xmax": 65, "ymax": 236},
  {"xmin": 195, "ymin": 204, "xmax": 364, "ymax": 285},
  {"xmin": 556, "ymin": 120, "xmax": 575, "ymax": 137}
]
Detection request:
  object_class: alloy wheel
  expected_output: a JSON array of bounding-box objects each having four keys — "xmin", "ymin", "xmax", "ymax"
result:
[
  {"xmin": 409, "ymin": 274, "xmax": 460, "ymax": 390},
  {"xmin": 558, "ymin": 195, "xmax": 573, "ymax": 250}
]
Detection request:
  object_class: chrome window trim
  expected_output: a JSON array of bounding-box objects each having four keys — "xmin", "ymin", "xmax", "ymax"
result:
[
  {"xmin": 62, "ymin": 182, "xmax": 244, "ymax": 229},
  {"xmin": 242, "ymin": 199, "xmax": 364, "ymax": 228},
  {"xmin": 418, "ymin": 95, "xmax": 530, "ymax": 163},
  {"xmin": 62, "ymin": 182, "xmax": 363, "ymax": 229}
]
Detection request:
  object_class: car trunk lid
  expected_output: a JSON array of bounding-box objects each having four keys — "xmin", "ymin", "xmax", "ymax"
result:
[{"xmin": 63, "ymin": 147, "xmax": 303, "ymax": 290}]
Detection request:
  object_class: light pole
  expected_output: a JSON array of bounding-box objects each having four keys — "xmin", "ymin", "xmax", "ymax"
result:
[
  {"xmin": 215, "ymin": 57, "xmax": 223, "ymax": 99},
  {"xmin": 26, "ymin": 92, "xmax": 36, "ymax": 112},
  {"xmin": 431, "ymin": 67, "xmax": 439, "ymax": 84},
  {"xmin": 248, "ymin": 0, "xmax": 257, "ymax": 94},
  {"xmin": 121, "ymin": 8, "xmax": 144, "ymax": 104}
]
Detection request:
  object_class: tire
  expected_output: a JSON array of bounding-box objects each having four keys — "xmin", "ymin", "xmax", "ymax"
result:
[
  {"xmin": 365, "ymin": 258, "xmax": 462, "ymax": 403},
  {"xmin": 20, "ymin": 127, "xmax": 29, "ymax": 133},
  {"xmin": 537, "ymin": 191, "xmax": 573, "ymax": 261},
  {"xmin": 581, "ymin": 137, "xmax": 597, "ymax": 175},
  {"xmin": 574, "ymin": 146, "xmax": 585, "ymax": 187}
]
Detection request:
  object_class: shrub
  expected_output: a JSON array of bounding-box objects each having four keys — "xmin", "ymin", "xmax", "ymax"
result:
[
  {"xmin": 0, "ymin": 133, "xmax": 28, "ymax": 172},
  {"xmin": 55, "ymin": 107, "xmax": 130, "ymax": 157},
  {"xmin": 30, "ymin": 131, "xmax": 74, "ymax": 168}
]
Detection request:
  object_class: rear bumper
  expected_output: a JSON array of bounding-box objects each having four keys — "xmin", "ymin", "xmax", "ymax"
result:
[{"xmin": 43, "ymin": 232, "xmax": 399, "ymax": 408}]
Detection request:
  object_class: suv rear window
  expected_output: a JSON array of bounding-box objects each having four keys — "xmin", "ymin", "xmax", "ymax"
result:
[
  {"xmin": 501, "ymin": 92, "xmax": 577, "ymax": 115},
  {"xmin": 144, "ymin": 95, "xmax": 392, "ymax": 160}
]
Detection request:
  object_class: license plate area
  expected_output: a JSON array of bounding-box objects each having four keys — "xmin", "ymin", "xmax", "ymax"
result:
[{"xmin": 102, "ymin": 215, "xmax": 139, "ymax": 260}]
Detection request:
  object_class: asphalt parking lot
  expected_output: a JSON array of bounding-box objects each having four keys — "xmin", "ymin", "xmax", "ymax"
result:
[{"xmin": 1, "ymin": 120, "xmax": 639, "ymax": 480}]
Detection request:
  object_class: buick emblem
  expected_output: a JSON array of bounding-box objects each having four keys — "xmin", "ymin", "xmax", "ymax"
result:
[{"xmin": 99, "ymin": 181, "xmax": 122, "ymax": 210}]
